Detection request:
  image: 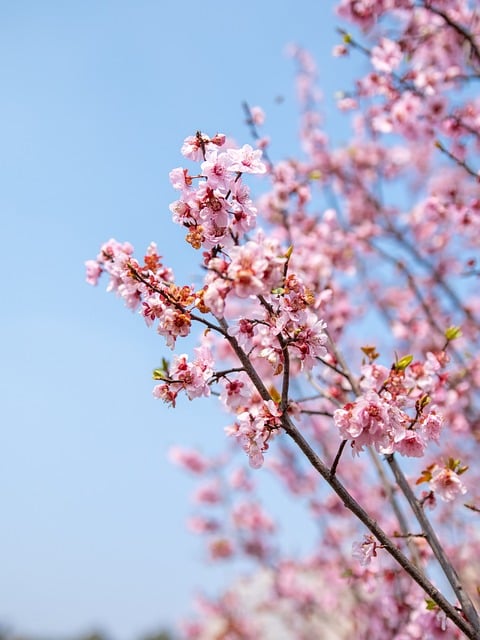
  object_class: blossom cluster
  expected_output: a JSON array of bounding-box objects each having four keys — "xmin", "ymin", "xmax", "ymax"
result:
[
  {"xmin": 170, "ymin": 133, "xmax": 265, "ymax": 252},
  {"xmin": 334, "ymin": 356, "xmax": 445, "ymax": 458}
]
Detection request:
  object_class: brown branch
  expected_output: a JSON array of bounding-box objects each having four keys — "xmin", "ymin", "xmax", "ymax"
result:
[{"xmin": 435, "ymin": 139, "xmax": 479, "ymax": 179}]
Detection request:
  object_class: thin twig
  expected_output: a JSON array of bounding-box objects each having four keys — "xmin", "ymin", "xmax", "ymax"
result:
[
  {"xmin": 330, "ymin": 439, "xmax": 348, "ymax": 478},
  {"xmin": 367, "ymin": 448, "xmax": 422, "ymax": 568},
  {"xmin": 435, "ymin": 139, "xmax": 479, "ymax": 179}
]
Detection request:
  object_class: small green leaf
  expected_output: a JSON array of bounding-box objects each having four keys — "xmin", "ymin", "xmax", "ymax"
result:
[
  {"xmin": 342, "ymin": 32, "xmax": 352, "ymax": 44},
  {"xmin": 425, "ymin": 598, "xmax": 437, "ymax": 611},
  {"xmin": 394, "ymin": 354, "xmax": 413, "ymax": 371},
  {"xmin": 153, "ymin": 358, "xmax": 170, "ymax": 380},
  {"xmin": 445, "ymin": 326, "xmax": 462, "ymax": 341},
  {"xmin": 419, "ymin": 394, "xmax": 431, "ymax": 410}
]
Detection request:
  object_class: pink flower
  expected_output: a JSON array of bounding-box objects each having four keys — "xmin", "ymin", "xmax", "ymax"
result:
[
  {"xmin": 332, "ymin": 44, "xmax": 348, "ymax": 57},
  {"xmin": 226, "ymin": 144, "xmax": 267, "ymax": 174},
  {"xmin": 227, "ymin": 241, "xmax": 281, "ymax": 298},
  {"xmin": 228, "ymin": 318, "xmax": 257, "ymax": 351},
  {"xmin": 352, "ymin": 534, "xmax": 380, "ymax": 566},
  {"xmin": 169, "ymin": 167, "xmax": 192, "ymax": 192},
  {"xmin": 193, "ymin": 480, "xmax": 222, "ymax": 505},
  {"xmin": 282, "ymin": 311, "xmax": 328, "ymax": 371},
  {"xmin": 200, "ymin": 150, "xmax": 232, "ymax": 190},
  {"xmin": 168, "ymin": 446, "xmax": 210, "ymax": 473},
  {"xmin": 249, "ymin": 106, "xmax": 265, "ymax": 126},
  {"xmin": 203, "ymin": 272, "xmax": 231, "ymax": 317},
  {"xmin": 395, "ymin": 429, "xmax": 426, "ymax": 458},
  {"xmin": 371, "ymin": 38, "xmax": 402, "ymax": 73},
  {"xmin": 334, "ymin": 391, "xmax": 407, "ymax": 455},
  {"xmin": 187, "ymin": 516, "xmax": 219, "ymax": 534},
  {"xmin": 157, "ymin": 307, "xmax": 192, "ymax": 348},
  {"xmin": 170, "ymin": 352, "xmax": 213, "ymax": 400},
  {"xmin": 430, "ymin": 467, "xmax": 467, "ymax": 502},
  {"xmin": 231, "ymin": 501, "xmax": 275, "ymax": 533},
  {"xmin": 85, "ymin": 259, "xmax": 102, "ymax": 286},
  {"xmin": 180, "ymin": 132, "xmax": 225, "ymax": 161},
  {"xmin": 209, "ymin": 538, "xmax": 234, "ymax": 559},
  {"xmin": 152, "ymin": 383, "xmax": 178, "ymax": 407},
  {"xmin": 226, "ymin": 400, "xmax": 282, "ymax": 469},
  {"xmin": 220, "ymin": 375, "xmax": 254, "ymax": 412},
  {"xmin": 141, "ymin": 294, "xmax": 165, "ymax": 327},
  {"xmin": 419, "ymin": 408, "xmax": 443, "ymax": 444}
]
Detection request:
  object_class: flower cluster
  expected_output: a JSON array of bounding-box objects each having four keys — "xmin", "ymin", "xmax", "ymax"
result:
[
  {"xmin": 152, "ymin": 346, "xmax": 214, "ymax": 407},
  {"xmin": 334, "ymin": 356, "xmax": 445, "ymax": 457},
  {"xmin": 225, "ymin": 400, "xmax": 283, "ymax": 469},
  {"xmin": 170, "ymin": 133, "xmax": 266, "ymax": 252}
]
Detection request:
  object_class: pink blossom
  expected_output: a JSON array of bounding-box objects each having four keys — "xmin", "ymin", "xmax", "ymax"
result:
[
  {"xmin": 193, "ymin": 481, "xmax": 222, "ymax": 505},
  {"xmin": 430, "ymin": 467, "xmax": 467, "ymax": 502},
  {"xmin": 209, "ymin": 538, "xmax": 234, "ymax": 559},
  {"xmin": 226, "ymin": 144, "xmax": 267, "ymax": 174},
  {"xmin": 85, "ymin": 259, "xmax": 102, "ymax": 286},
  {"xmin": 395, "ymin": 429, "xmax": 426, "ymax": 458},
  {"xmin": 152, "ymin": 383, "xmax": 178, "ymax": 407},
  {"xmin": 226, "ymin": 400, "xmax": 282, "ymax": 468},
  {"xmin": 168, "ymin": 446, "xmax": 210, "ymax": 474},
  {"xmin": 352, "ymin": 534, "xmax": 380, "ymax": 566},
  {"xmin": 156, "ymin": 307, "xmax": 192, "ymax": 348},
  {"xmin": 200, "ymin": 150, "xmax": 231, "ymax": 190},
  {"xmin": 371, "ymin": 38, "xmax": 403, "ymax": 73},
  {"xmin": 203, "ymin": 272, "xmax": 231, "ymax": 317},
  {"xmin": 188, "ymin": 516, "xmax": 219, "ymax": 534},
  {"xmin": 249, "ymin": 106, "xmax": 265, "ymax": 126},
  {"xmin": 141, "ymin": 294, "xmax": 165, "ymax": 327},
  {"xmin": 220, "ymin": 375, "xmax": 255, "ymax": 412},
  {"xmin": 334, "ymin": 391, "xmax": 407, "ymax": 455},
  {"xmin": 231, "ymin": 501, "xmax": 275, "ymax": 533},
  {"xmin": 181, "ymin": 132, "xmax": 225, "ymax": 161},
  {"xmin": 170, "ymin": 352, "xmax": 213, "ymax": 400},
  {"xmin": 227, "ymin": 240, "xmax": 284, "ymax": 298},
  {"xmin": 332, "ymin": 44, "xmax": 348, "ymax": 57},
  {"xmin": 227, "ymin": 318, "xmax": 257, "ymax": 351},
  {"xmin": 169, "ymin": 167, "xmax": 192, "ymax": 192},
  {"xmin": 419, "ymin": 408, "xmax": 443, "ymax": 444}
]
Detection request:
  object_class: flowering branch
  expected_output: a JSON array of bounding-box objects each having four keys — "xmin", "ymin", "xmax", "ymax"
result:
[
  {"xmin": 282, "ymin": 415, "xmax": 476, "ymax": 639},
  {"xmin": 387, "ymin": 453, "xmax": 480, "ymax": 634}
]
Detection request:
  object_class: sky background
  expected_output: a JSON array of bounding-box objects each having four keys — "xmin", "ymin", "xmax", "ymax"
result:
[{"xmin": 0, "ymin": 2, "xmax": 363, "ymax": 638}]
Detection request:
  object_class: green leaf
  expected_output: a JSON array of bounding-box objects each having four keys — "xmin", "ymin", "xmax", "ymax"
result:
[
  {"xmin": 445, "ymin": 326, "xmax": 462, "ymax": 341},
  {"xmin": 394, "ymin": 354, "xmax": 413, "ymax": 371},
  {"xmin": 425, "ymin": 598, "xmax": 438, "ymax": 611}
]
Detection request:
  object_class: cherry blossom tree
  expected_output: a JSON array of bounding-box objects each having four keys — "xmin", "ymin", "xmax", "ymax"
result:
[{"xmin": 87, "ymin": 1, "xmax": 480, "ymax": 637}]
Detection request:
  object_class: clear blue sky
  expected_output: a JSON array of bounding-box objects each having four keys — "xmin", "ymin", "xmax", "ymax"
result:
[{"xmin": 0, "ymin": 2, "xmax": 361, "ymax": 638}]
